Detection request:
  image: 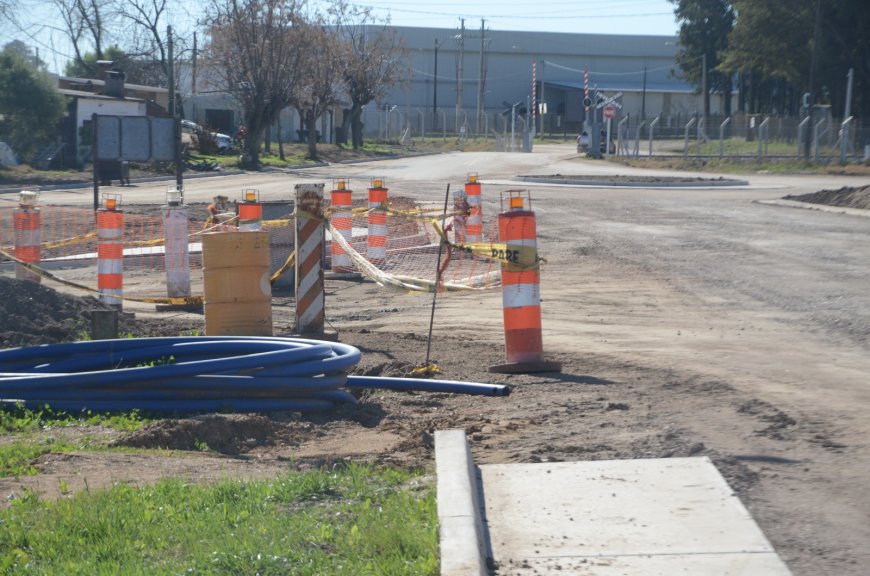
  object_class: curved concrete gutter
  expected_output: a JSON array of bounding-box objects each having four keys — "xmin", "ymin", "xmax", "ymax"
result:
[
  {"xmin": 518, "ymin": 175, "xmax": 749, "ymax": 187},
  {"xmin": 435, "ymin": 429, "xmax": 489, "ymax": 576}
]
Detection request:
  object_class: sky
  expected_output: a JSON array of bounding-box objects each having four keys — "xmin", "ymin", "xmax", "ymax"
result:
[
  {"xmin": 351, "ymin": 0, "xmax": 679, "ymax": 35},
  {"xmin": 2, "ymin": 0, "xmax": 680, "ymax": 74}
]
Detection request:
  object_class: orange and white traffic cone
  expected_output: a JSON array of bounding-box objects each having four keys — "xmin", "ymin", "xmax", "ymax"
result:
[
  {"xmin": 489, "ymin": 191, "xmax": 561, "ymax": 374},
  {"xmin": 465, "ymin": 173, "xmax": 483, "ymax": 242},
  {"xmin": 367, "ymin": 178, "xmax": 388, "ymax": 266},
  {"xmin": 13, "ymin": 190, "xmax": 41, "ymax": 283},
  {"xmin": 97, "ymin": 194, "xmax": 124, "ymax": 309},
  {"xmin": 330, "ymin": 179, "xmax": 354, "ymax": 273}
]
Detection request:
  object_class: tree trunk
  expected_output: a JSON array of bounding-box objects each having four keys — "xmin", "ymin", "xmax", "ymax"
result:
[
  {"xmin": 723, "ymin": 72, "xmax": 733, "ymax": 117},
  {"xmin": 350, "ymin": 102, "xmax": 364, "ymax": 150},
  {"xmin": 243, "ymin": 128, "xmax": 261, "ymax": 168},
  {"xmin": 264, "ymin": 124, "xmax": 272, "ymax": 155},
  {"xmin": 277, "ymin": 114, "xmax": 285, "ymax": 161},
  {"xmin": 305, "ymin": 110, "xmax": 319, "ymax": 160}
]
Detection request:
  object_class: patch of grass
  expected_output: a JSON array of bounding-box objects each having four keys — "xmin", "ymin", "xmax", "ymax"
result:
[
  {"xmin": 619, "ymin": 155, "xmax": 870, "ymax": 176},
  {"xmin": 0, "ymin": 403, "xmax": 150, "ymax": 434},
  {"xmin": 0, "ymin": 437, "xmax": 80, "ymax": 478},
  {"xmin": 0, "ymin": 463, "xmax": 438, "ymax": 575}
]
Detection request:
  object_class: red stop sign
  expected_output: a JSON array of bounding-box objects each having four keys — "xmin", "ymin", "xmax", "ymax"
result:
[{"xmin": 603, "ymin": 105, "xmax": 616, "ymax": 120}]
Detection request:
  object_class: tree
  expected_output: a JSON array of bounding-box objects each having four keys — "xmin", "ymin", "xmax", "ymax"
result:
[
  {"xmin": 292, "ymin": 16, "xmax": 346, "ymax": 160},
  {"xmin": 329, "ymin": 0, "xmax": 405, "ymax": 149},
  {"xmin": 669, "ymin": 0, "xmax": 735, "ymax": 117},
  {"xmin": 720, "ymin": 0, "xmax": 814, "ymax": 114},
  {"xmin": 0, "ymin": 46, "xmax": 66, "ymax": 160},
  {"xmin": 2, "ymin": 40, "xmax": 44, "ymax": 70},
  {"xmin": 203, "ymin": 0, "xmax": 306, "ymax": 168},
  {"xmin": 53, "ymin": 0, "xmax": 116, "ymax": 76}
]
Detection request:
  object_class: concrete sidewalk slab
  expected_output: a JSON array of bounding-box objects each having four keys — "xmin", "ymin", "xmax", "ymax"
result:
[{"xmin": 479, "ymin": 457, "xmax": 791, "ymax": 575}]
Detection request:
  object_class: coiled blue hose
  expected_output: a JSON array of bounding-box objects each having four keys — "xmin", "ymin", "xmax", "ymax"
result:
[{"xmin": 0, "ymin": 336, "xmax": 509, "ymax": 412}]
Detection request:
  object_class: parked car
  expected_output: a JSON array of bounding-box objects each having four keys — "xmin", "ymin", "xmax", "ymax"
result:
[
  {"xmin": 211, "ymin": 132, "xmax": 232, "ymax": 151},
  {"xmin": 577, "ymin": 130, "xmax": 615, "ymax": 154}
]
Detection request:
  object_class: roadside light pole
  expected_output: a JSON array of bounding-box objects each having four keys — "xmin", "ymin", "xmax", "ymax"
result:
[
  {"xmin": 804, "ymin": 0, "xmax": 822, "ymax": 160},
  {"xmin": 433, "ymin": 39, "xmax": 438, "ymax": 130}
]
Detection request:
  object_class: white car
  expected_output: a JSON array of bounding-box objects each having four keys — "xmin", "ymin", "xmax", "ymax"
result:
[{"xmin": 212, "ymin": 132, "xmax": 232, "ymax": 151}]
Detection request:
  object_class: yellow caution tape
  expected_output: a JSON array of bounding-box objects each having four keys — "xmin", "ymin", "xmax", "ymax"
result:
[
  {"xmin": 430, "ymin": 220, "xmax": 539, "ymax": 270},
  {"xmin": 0, "ymin": 247, "xmax": 204, "ymax": 306}
]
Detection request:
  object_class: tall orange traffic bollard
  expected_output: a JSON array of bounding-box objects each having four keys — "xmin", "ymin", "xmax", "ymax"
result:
[
  {"xmin": 367, "ymin": 177, "xmax": 388, "ymax": 266},
  {"xmin": 238, "ymin": 189, "xmax": 263, "ymax": 231},
  {"xmin": 489, "ymin": 191, "xmax": 561, "ymax": 374},
  {"xmin": 13, "ymin": 190, "xmax": 41, "ymax": 283},
  {"xmin": 330, "ymin": 179, "xmax": 353, "ymax": 273},
  {"xmin": 97, "ymin": 193, "xmax": 124, "ymax": 309},
  {"xmin": 464, "ymin": 173, "xmax": 483, "ymax": 242}
]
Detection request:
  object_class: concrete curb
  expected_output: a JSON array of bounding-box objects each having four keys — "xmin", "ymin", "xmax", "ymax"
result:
[
  {"xmin": 518, "ymin": 175, "xmax": 749, "ymax": 187},
  {"xmin": 755, "ymin": 198, "xmax": 870, "ymax": 218},
  {"xmin": 0, "ymin": 170, "xmax": 247, "ymax": 195},
  {"xmin": 435, "ymin": 429, "xmax": 488, "ymax": 576}
]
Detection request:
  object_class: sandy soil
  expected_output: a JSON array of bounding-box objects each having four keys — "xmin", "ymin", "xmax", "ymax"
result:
[{"xmin": 2, "ymin": 182, "xmax": 869, "ymax": 575}]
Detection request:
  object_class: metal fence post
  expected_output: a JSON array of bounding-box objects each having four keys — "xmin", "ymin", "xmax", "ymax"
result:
[
  {"xmin": 634, "ymin": 121, "xmax": 645, "ymax": 158},
  {"xmin": 648, "ymin": 116, "xmax": 660, "ymax": 157},
  {"xmin": 684, "ymin": 117, "xmax": 697, "ymax": 160},
  {"xmin": 719, "ymin": 117, "xmax": 731, "ymax": 159},
  {"xmin": 617, "ymin": 116, "xmax": 629, "ymax": 156},
  {"xmin": 840, "ymin": 116, "xmax": 853, "ymax": 165},
  {"xmin": 797, "ymin": 117, "xmax": 810, "ymax": 159}
]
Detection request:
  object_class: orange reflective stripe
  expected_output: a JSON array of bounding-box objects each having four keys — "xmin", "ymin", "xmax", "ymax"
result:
[
  {"xmin": 368, "ymin": 188, "xmax": 388, "ymax": 203},
  {"xmin": 98, "ymin": 274, "xmax": 123, "ymax": 289},
  {"xmin": 367, "ymin": 235, "xmax": 387, "ymax": 247},
  {"xmin": 368, "ymin": 213, "xmax": 387, "ymax": 226},
  {"xmin": 503, "ymin": 306, "xmax": 542, "ymax": 330},
  {"xmin": 13, "ymin": 213, "xmax": 41, "ymax": 229},
  {"xmin": 331, "ymin": 190, "xmax": 352, "ymax": 205},
  {"xmin": 97, "ymin": 211, "xmax": 123, "ymax": 228},
  {"xmin": 98, "ymin": 244, "xmax": 124, "ymax": 259},
  {"xmin": 238, "ymin": 204, "xmax": 262, "ymax": 219},
  {"xmin": 501, "ymin": 269, "xmax": 539, "ymax": 286},
  {"xmin": 464, "ymin": 182, "xmax": 481, "ymax": 196},
  {"xmin": 498, "ymin": 212, "xmax": 536, "ymax": 241},
  {"xmin": 15, "ymin": 246, "xmax": 40, "ymax": 261},
  {"xmin": 332, "ymin": 216, "xmax": 353, "ymax": 228}
]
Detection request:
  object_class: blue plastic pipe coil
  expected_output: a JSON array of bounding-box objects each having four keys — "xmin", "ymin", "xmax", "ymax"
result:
[{"xmin": 0, "ymin": 336, "xmax": 509, "ymax": 412}]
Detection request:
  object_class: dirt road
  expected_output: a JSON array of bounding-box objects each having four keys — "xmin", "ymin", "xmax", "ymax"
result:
[{"xmin": 2, "ymin": 144, "xmax": 869, "ymax": 575}]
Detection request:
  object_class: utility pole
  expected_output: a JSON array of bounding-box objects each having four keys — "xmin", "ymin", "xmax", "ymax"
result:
[
  {"xmin": 804, "ymin": 0, "xmax": 822, "ymax": 160},
  {"xmin": 702, "ymin": 53, "xmax": 708, "ymax": 137},
  {"xmin": 455, "ymin": 18, "xmax": 464, "ymax": 134},
  {"xmin": 433, "ymin": 38, "xmax": 439, "ymax": 128},
  {"xmin": 641, "ymin": 64, "xmax": 647, "ymax": 119},
  {"xmin": 192, "ymin": 32, "xmax": 197, "ymax": 96},
  {"xmin": 167, "ymin": 25, "xmax": 182, "ymax": 189},
  {"xmin": 477, "ymin": 19, "xmax": 486, "ymax": 135}
]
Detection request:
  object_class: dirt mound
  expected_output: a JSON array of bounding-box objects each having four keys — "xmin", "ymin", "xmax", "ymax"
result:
[
  {"xmin": 0, "ymin": 277, "xmax": 200, "ymax": 347},
  {"xmin": 785, "ymin": 185, "xmax": 870, "ymax": 210}
]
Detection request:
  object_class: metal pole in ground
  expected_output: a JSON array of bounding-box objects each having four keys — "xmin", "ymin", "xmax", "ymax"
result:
[{"xmin": 719, "ymin": 117, "xmax": 731, "ymax": 159}]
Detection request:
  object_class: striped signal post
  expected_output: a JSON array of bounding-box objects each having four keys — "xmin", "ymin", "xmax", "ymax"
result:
[
  {"xmin": 238, "ymin": 189, "xmax": 263, "ymax": 231},
  {"xmin": 161, "ymin": 186, "xmax": 191, "ymax": 298},
  {"xmin": 294, "ymin": 183, "xmax": 326, "ymax": 336},
  {"xmin": 97, "ymin": 193, "xmax": 124, "ymax": 309},
  {"xmin": 465, "ymin": 173, "xmax": 483, "ymax": 242},
  {"xmin": 367, "ymin": 178, "xmax": 388, "ymax": 266},
  {"xmin": 13, "ymin": 190, "xmax": 41, "ymax": 283},
  {"xmin": 330, "ymin": 179, "xmax": 354, "ymax": 273},
  {"xmin": 489, "ymin": 190, "xmax": 561, "ymax": 374}
]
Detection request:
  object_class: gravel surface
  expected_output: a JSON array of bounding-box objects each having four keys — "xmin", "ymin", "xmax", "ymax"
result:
[{"xmin": 1, "ymin": 151, "xmax": 869, "ymax": 575}]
